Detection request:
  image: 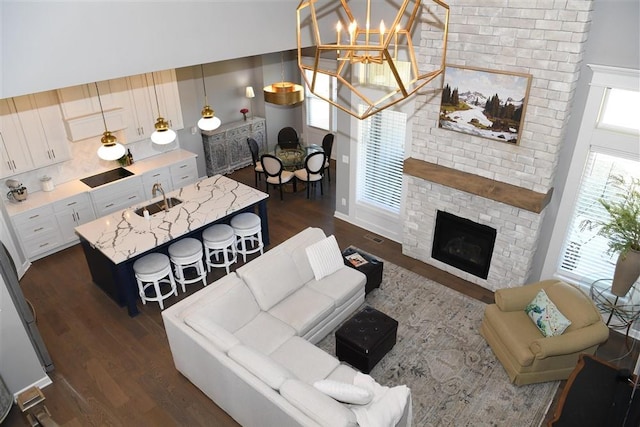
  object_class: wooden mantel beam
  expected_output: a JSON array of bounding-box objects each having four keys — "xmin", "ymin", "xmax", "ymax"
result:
[{"xmin": 403, "ymin": 158, "xmax": 553, "ymax": 214}]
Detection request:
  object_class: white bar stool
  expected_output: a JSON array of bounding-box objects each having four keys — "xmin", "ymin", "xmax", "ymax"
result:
[
  {"xmin": 202, "ymin": 224, "xmax": 237, "ymax": 275},
  {"xmin": 168, "ymin": 237, "xmax": 207, "ymax": 292},
  {"xmin": 133, "ymin": 253, "xmax": 177, "ymax": 310},
  {"xmin": 230, "ymin": 212, "xmax": 264, "ymax": 262},
  {"xmin": 202, "ymin": 224, "xmax": 238, "ymax": 274}
]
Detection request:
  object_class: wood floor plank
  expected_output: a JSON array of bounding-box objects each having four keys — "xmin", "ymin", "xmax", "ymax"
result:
[{"xmin": 5, "ymin": 161, "xmax": 636, "ymax": 426}]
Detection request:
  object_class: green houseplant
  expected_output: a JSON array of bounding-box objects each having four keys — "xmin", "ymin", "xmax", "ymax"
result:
[{"xmin": 596, "ymin": 175, "xmax": 640, "ymax": 296}]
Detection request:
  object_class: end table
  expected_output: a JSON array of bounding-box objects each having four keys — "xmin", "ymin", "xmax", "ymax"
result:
[
  {"xmin": 590, "ymin": 278, "xmax": 640, "ymax": 345},
  {"xmin": 342, "ymin": 246, "xmax": 383, "ymax": 294}
]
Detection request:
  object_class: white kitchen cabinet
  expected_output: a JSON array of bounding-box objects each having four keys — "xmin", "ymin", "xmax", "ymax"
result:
[
  {"xmin": 141, "ymin": 167, "xmax": 173, "ymax": 200},
  {"xmin": 170, "ymin": 157, "xmax": 198, "ymax": 189},
  {"xmin": 13, "ymin": 92, "xmax": 71, "ymax": 168},
  {"xmin": 54, "ymin": 193, "xmax": 96, "ymax": 245},
  {"xmin": 150, "ymin": 70, "xmax": 184, "ymax": 131},
  {"xmin": 90, "ymin": 176, "xmax": 145, "ymax": 217},
  {"xmin": 0, "ymin": 98, "xmax": 34, "ymax": 177},
  {"xmin": 57, "ymin": 80, "xmax": 122, "ymax": 120},
  {"xmin": 123, "ymin": 74, "xmax": 156, "ymax": 142},
  {"xmin": 202, "ymin": 117, "xmax": 266, "ymax": 176},
  {"xmin": 11, "ymin": 205, "xmax": 63, "ymax": 260}
]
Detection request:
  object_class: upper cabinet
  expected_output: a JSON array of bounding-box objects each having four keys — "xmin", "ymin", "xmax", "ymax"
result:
[
  {"xmin": 0, "ymin": 92, "xmax": 71, "ymax": 178},
  {"xmin": 0, "ymin": 98, "xmax": 33, "ymax": 177},
  {"xmin": 57, "ymin": 70, "xmax": 183, "ymax": 144},
  {"xmin": 13, "ymin": 92, "xmax": 71, "ymax": 168}
]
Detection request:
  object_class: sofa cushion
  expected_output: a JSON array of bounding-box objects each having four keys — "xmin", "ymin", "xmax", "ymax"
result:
[
  {"xmin": 184, "ymin": 278, "xmax": 260, "ymax": 333},
  {"xmin": 484, "ymin": 304, "xmax": 541, "ymax": 367},
  {"xmin": 228, "ymin": 344, "xmax": 293, "ymax": 390},
  {"xmin": 269, "ymin": 287, "xmax": 335, "ymax": 336},
  {"xmin": 234, "ymin": 312, "xmax": 296, "ymax": 354},
  {"xmin": 176, "ymin": 273, "xmax": 249, "ymax": 320},
  {"xmin": 280, "ymin": 379, "xmax": 358, "ymax": 427},
  {"xmin": 184, "ymin": 312, "xmax": 241, "ymax": 353},
  {"xmin": 313, "ymin": 379, "xmax": 373, "ymax": 405},
  {"xmin": 307, "ymin": 267, "xmax": 366, "ymax": 307},
  {"xmin": 306, "ymin": 235, "xmax": 345, "ymax": 281},
  {"xmin": 327, "ymin": 364, "xmax": 359, "ymax": 384},
  {"xmin": 237, "ymin": 247, "xmax": 304, "ymax": 311},
  {"xmin": 270, "ymin": 336, "xmax": 340, "ymax": 384},
  {"xmin": 525, "ymin": 289, "xmax": 572, "ymax": 337},
  {"xmin": 279, "ymin": 227, "xmax": 327, "ymax": 283}
]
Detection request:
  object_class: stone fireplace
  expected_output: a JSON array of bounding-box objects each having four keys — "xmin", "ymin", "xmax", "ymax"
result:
[{"xmin": 402, "ymin": 0, "xmax": 593, "ymax": 292}]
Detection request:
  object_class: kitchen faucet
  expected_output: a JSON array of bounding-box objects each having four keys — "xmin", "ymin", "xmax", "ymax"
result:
[{"xmin": 151, "ymin": 182, "xmax": 168, "ymax": 211}]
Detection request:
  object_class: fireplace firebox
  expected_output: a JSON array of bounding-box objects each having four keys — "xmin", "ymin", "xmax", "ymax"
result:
[{"xmin": 431, "ymin": 210, "xmax": 496, "ymax": 279}]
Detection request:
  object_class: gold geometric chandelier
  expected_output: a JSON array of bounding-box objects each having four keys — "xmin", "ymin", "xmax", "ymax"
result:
[{"xmin": 297, "ymin": 0, "xmax": 449, "ymax": 120}]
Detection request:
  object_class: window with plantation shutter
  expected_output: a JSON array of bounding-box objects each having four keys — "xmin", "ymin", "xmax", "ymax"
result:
[
  {"xmin": 558, "ymin": 151, "xmax": 640, "ymax": 285},
  {"xmin": 356, "ymin": 106, "xmax": 406, "ymax": 213}
]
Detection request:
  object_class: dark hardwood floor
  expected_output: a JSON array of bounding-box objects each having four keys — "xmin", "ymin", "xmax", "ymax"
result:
[{"xmin": 5, "ymin": 161, "xmax": 638, "ymax": 426}]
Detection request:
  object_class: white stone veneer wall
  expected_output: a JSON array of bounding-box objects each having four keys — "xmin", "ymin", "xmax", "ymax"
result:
[{"xmin": 403, "ymin": 0, "xmax": 594, "ymax": 291}]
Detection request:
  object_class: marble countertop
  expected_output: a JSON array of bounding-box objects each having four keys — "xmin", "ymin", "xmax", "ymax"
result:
[
  {"xmin": 4, "ymin": 149, "xmax": 197, "ymax": 216},
  {"xmin": 74, "ymin": 175, "xmax": 268, "ymax": 264}
]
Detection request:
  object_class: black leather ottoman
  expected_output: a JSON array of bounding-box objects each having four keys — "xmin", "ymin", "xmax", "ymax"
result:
[
  {"xmin": 335, "ymin": 306, "xmax": 398, "ymax": 373},
  {"xmin": 342, "ymin": 246, "xmax": 383, "ymax": 294}
]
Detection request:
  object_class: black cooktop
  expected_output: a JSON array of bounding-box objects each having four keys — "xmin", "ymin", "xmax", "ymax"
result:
[{"xmin": 80, "ymin": 168, "xmax": 135, "ymax": 188}]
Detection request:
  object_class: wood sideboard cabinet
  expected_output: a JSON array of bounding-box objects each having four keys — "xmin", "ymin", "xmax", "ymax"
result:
[{"xmin": 202, "ymin": 117, "xmax": 266, "ymax": 177}]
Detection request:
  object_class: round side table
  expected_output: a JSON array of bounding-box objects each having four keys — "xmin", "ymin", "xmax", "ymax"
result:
[{"xmin": 589, "ymin": 278, "xmax": 640, "ymax": 345}]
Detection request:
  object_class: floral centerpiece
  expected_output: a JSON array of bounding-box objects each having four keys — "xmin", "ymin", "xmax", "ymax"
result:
[{"xmin": 240, "ymin": 108, "xmax": 249, "ymax": 121}]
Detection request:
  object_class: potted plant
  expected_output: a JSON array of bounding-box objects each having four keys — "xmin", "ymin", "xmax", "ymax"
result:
[{"xmin": 595, "ymin": 175, "xmax": 640, "ymax": 296}]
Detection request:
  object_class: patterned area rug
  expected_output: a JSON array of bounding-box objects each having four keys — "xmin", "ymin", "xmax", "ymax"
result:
[{"xmin": 317, "ymin": 261, "xmax": 558, "ymax": 427}]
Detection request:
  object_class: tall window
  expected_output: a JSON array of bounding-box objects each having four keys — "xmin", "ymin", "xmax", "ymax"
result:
[
  {"xmin": 304, "ymin": 70, "xmax": 336, "ymax": 131},
  {"xmin": 356, "ymin": 106, "xmax": 406, "ymax": 213},
  {"xmin": 555, "ymin": 84, "xmax": 640, "ymax": 288}
]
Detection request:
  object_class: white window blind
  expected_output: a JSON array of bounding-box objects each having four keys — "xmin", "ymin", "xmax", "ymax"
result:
[
  {"xmin": 356, "ymin": 106, "xmax": 406, "ymax": 213},
  {"xmin": 558, "ymin": 151, "xmax": 640, "ymax": 285}
]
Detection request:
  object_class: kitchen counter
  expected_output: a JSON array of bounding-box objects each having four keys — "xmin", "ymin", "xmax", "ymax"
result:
[
  {"xmin": 75, "ymin": 174, "xmax": 268, "ymax": 264},
  {"xmin": 4, "ymin": 149, "xmax": 197, "ymax": 216},
  {"xmin": 75, "ymin": 174, "xmax": 269, "ymax": 317}
]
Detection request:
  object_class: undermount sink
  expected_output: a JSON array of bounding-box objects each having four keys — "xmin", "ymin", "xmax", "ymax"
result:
[{"xmin": 134, "ymin": 197, "xmax": 183, "ymax": 216}]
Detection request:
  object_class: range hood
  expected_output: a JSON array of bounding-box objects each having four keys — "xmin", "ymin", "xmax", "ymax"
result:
[{"xmin": 63, "ymin": 108, "xmax": 128, "ymax": 142}]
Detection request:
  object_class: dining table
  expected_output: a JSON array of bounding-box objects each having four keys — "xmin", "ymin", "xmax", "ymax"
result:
[{"xmin": 275, "ymin": 144, "xmax": 324, "ymax": 171}]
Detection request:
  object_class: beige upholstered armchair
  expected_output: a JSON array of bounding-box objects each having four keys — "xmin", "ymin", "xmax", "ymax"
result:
[{"xmin": 480, "ymin": 279, "xmax": 609, "ymax": 386}]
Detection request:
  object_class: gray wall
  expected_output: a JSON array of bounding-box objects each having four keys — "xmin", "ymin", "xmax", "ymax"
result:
[
  {"xmin": 529, "ymin": 0, "xmax": 640, "ymax": 281},
  {"xmin": 1, "ymin": 1, "xmax": 300, "ymax": 99}
]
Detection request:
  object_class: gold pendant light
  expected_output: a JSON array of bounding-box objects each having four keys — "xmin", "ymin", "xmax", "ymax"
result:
[
  {"xmin": 149, "ymin": 73, "xmax": 177, "ymax": 145},
  {"xmin": 198, "ymin": 64, "xmax": 222, "ymax": 131},
  {"xmin": 264, "ymin": 53, "xmax": 304, "ymax": 106},
  {"xmin": 95, "ymin": 82, "xmax": 126, "ymax": 161}
]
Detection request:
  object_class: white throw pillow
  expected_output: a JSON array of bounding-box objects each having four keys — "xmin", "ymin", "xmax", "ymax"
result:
[
  {"xmin": 524, "ymin": 289, "xmax": 572, "ymax": 337},
  {"xmin": 306, "ymin": 235, "xmax": 344, "ymax": 281},
  {"xmin": 313, "ymin": 379, "xmax": 373, "ymax": 405}
]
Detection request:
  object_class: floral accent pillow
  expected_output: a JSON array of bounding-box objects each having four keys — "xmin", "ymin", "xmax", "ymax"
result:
[{"xmin": 524, "ymin": 289, "xmax": 572, "ymax": 337}]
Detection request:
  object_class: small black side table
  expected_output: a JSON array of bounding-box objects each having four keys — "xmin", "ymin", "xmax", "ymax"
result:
[{"xmin": 342, "ymin": 246, "xmax": 383, "ymax": 294}]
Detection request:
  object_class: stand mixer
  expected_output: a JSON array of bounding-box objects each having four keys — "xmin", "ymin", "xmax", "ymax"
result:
[{"xmin": 6, "ymin": 179, "xmax": 28, "ymax": 202}]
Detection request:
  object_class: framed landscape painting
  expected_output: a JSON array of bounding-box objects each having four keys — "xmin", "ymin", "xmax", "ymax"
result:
[{"xmin": 438, "ymin": 65, "xmax": 532, "ymax": 145}]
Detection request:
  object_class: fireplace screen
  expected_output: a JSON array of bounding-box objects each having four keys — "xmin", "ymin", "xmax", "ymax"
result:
[{"xmin": 431, "ymin": 211, "xmax": 497, "ymax": 279}]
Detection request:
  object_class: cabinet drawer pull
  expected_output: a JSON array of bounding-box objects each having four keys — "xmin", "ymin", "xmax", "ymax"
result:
[
  {"xmin": 29, "ymin": 214, "xmax": 40, "ymax": 219},
  {"xmin": 39, "ymin": 242, "xmax": 49, "ymax": 248},
  {"xmin": 105, "ymin": 203, "xmax": 114, "ymax": 208},
  {"xmin": 152, "ymin": 173, "xmax": 161, "ymax": 177},
  {"xmin": 128, "ymin": 195, "xmax": 137, "ymax": 200},
  {"xmin": 179, "ymin": 164, "xmax": 187, "ymax": 169},
  {"xmin": 181, "ymin": 175, "xmax": 189, "ymax": 180},
  {"xmin": 34, "ymin": 227, "xmax": 44, "ymax": 232},
  {"xmin": 51, "ymin": 149, "xmax": 56, "ymax": 158},
  {"xmin": 67, "ymin": 201, "xmax": 77, "ymax": 206}
]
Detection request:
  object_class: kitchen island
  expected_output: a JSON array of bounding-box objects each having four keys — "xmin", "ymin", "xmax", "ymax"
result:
[{"xmin": 75, "ymin": 175, "xmax": 269, "ymax": 316}]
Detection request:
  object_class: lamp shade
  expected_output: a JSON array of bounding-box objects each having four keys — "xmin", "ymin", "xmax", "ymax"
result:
[
  {"xmin": 263, "ymin": 82, "xmax": 304, "ymax": 106},
  {"xmin": 151, "ymin": 117, "xmax": 177, "ymax": 145},
  {"xmin": 97, "ymin": 131, "xmax": 126, "ymax": 160},
  {"xmin": 198, "ymin": 115, "xmax": 222, "ymax": 131},
  {"xmin": 246, "ymin": 86, "xmax": 255, "ymax": 98}
]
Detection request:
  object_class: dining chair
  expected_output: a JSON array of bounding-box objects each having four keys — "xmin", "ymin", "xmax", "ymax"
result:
[
  {"xmin": 246, "ymin": 138, "xmax": 264, "ymax": 187},
  {"xmin": 277, "ymin": 127, "xmax": 300, "ymax": 150},
  {"xmin": 260, "ymin": 154, "xmax": 296, "ymax": 200},
  {"xmin": 294, "ymin": 151, "xmax": 325, "ymax": 199},
  {"xmin": 321, "ymin": 133, "xmax": 334, "ymax": 182}
]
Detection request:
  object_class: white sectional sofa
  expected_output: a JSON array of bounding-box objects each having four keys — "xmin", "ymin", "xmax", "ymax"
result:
[{"xmin": 163, "ymin": 227, "xmax": 411, "ymax": 427}]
